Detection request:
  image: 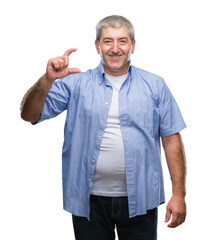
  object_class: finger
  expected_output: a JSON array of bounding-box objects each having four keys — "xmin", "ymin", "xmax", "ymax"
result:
[
  {"xmin": 57, "ymin": 58, "xmax": 65, "ymax": 69},
  {"xmin": 64, "ymin": 67, "xmax": 81, "ymax": 77},
  {"xmin": 52, "ymin": 59, "xmax": 61, "ymax": 70},
  {"xmin": 63, "ymin": 48, "xmax": 77, "ymax": 57},
  {"xmin": 63, "ymin": 55, "xmax": 69, "ymax": 68},
  {"xmin": 178, "ymin": 213, "xmax": 186, "ymax": 226},
  {"xmin": 52, "ymin": 57, "xmax": 68, "ymax": 70},
  {"xmin": 165, "ymin": 208, "xmax": 171, "ymax": 223},
  {"xmin": 68, "ymin": 67, "xmax": 81, "ymax": 74},
  {"xmin": 167, "ymin": 217, "xmax": 177, "ymax": 228},
  {"xmin": 58, "ymin": 56, "xmax": 68, "ymax": 69},
  {"xmin": 167, "ymin": 214, "xmax": 181, "ymax": 228}
]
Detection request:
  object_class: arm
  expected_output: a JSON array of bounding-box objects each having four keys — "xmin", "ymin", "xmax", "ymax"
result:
[
  {"xmin": 20, "ymin": 48, "xmax": 80, "ymax": 122},
  {"xmin": 161, "ymin": 133, "xmax": 186, "ymax": 228}
]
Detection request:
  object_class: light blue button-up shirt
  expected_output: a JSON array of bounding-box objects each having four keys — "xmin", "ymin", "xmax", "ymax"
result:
[{"xmin": 33, "ymin": 62, "xmax": 186, "ymax": 220}]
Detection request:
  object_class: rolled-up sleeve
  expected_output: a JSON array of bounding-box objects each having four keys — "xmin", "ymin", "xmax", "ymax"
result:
[{"xmin": 158, "ymin": 78, "xmax": 186, "ymax": 137}]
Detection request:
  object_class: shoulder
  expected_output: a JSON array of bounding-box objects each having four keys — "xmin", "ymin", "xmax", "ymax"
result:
[
  {"xmin": 131, "ymin": 65, "xmax": 165, "ymax": 86},
  {"xmin": 131, "ymin": 65, "xmax": 167, "ymax": 99}
]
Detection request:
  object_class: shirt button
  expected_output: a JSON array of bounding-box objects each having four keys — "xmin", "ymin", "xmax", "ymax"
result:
[
  {"xmin": 89, "ymin": 178, "xmax": 92, "ymax": 182},
  {"xmin": 100, "ymin": 120, "xmax": 104, "ymax": 124},
  {"xmin": 92, "ymin": 160, "xmax": 95, "ymax": 164},
  {"xmin": 96, "ymin": 139, "xmax": 99, "ymax": 144},
  {"xmin": 105, "ymin": 101, "xmax": 109, "ymax": 105}
]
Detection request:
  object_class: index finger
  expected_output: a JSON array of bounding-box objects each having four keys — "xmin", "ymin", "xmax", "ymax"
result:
[
  {"xmin": 63, "ymin": 48, "xmax": 77, "ymax": 57},
  {"xmin": 167, "ymin": 214, "xmax": 180, "ymax": 228}
]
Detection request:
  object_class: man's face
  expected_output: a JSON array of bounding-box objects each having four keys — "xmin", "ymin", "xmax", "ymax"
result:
[{"xmin": 95, "ymin": 26, "xmax": 135, "ymax": 76}]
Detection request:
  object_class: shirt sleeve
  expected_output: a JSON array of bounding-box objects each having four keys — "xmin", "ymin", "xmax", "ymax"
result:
[
  {"xmin": 32, "ymin": 77, "xmax": 72, "ymax": 125},
  {"xmin": 158, "ymin": 78, "xmax": 186, "ymax": 137}
]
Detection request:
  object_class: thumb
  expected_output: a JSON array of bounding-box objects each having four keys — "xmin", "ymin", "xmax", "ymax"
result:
[
  {"xmin": 66, "ymin": 67, "xmax": 81, "ymax": 75},
  {"xmin": 165, "ymin": 208, "xmax": 171, "ymax": 223}
]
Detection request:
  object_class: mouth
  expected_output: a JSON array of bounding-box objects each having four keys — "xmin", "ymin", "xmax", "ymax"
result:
[{"xmin": 108, "ymin": 54, "xmax": 122, "ymax": 60}]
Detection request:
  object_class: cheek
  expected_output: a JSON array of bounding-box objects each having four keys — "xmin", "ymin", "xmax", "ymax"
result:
[
  {"xmin": 124, "ymin": 46, "xmax": 132, "ymax": 54},
  {"xmin": 101, "ymin": 47, "xmax": 111, "ymax": 54}
]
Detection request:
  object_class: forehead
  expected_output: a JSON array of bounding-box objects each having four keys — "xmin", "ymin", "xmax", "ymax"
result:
[{"xmin": 100, "ymin": 26, "xmax": 130, "ymax": 40}]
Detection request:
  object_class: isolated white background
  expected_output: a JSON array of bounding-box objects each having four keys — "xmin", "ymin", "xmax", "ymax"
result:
[{"xmin": 0, "ymin": 0, "xmax": 206, "ymax": 239}]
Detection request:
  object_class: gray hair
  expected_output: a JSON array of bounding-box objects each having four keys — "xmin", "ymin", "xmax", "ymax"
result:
[{"xmin": 96, "ymin": 15, "xmax": 135, "ymax": 43}]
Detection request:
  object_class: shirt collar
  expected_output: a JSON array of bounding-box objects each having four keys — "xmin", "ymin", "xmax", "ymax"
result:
[{"xmin": 97, "ymin": 61, "xmax": 132, "ymax": 86}]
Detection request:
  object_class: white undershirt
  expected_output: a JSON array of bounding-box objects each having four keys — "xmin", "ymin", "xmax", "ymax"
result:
[{"xmin": 91, "ymin": 73, "xmax": 128, "ymax": 196}]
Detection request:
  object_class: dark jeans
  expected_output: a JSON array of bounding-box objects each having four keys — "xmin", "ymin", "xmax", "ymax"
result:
[{"xmin": 72, "ymin": 195, "xmax": 157, "ymax": 240}]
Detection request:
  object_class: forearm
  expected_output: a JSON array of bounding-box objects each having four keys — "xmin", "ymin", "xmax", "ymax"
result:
[
  {"xmin": 162, "ymin": 133, "xmax": 186, "ymax": 198},
  {"xmin": 20, "ymin": 74, "xmax": 54, "ymax": 122},
  {"xmin": 21, "ymin": 49, "xmax": 80, "ymax": 122}
]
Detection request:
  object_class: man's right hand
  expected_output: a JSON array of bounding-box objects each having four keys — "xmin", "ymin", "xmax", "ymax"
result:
[
  {"xmin": 20, "ymin": 48, "xmax": 80, "ymax": 122},
  {"xmin": 45, "ymin": 48, "xmax": 81, "ymax": 82}
]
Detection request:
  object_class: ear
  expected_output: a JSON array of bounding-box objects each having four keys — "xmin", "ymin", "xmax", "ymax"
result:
[
  {"xmin": 95, "ymin": 41, "xmax": 100, "ymax": 54},
  {"xmin": 131, "ymin": 40, "xmax": 136, "ymax": 54}
]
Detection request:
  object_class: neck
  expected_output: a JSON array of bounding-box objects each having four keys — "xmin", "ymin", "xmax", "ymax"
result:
[{"xmin": 103, "ymin": 61, "xmax": 130, "ymax": 76}]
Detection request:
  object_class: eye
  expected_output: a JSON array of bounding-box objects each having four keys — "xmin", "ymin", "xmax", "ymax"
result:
[
  {"xmin": 104, "ymin": 40, "xmax": 112, "ymax": 44},
  {"xmin": 120, "ymin": 40, "xmax": 127, "ymax": 44}
]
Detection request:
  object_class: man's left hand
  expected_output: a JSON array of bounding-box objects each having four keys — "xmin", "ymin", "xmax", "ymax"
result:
[{"xmin": 165, "ymin": 195, "xmax": 186, "ymax": 228}]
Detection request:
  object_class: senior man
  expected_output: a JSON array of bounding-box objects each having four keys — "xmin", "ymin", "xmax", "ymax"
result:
[{"xmin": 21, "ymin": 15, "xmax": 186, "ymax": 240}]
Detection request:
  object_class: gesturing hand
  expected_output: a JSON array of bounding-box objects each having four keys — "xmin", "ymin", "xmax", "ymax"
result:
[{"xmin": 45, "ymin": 48, "xmax": 81, "ymax": 82}]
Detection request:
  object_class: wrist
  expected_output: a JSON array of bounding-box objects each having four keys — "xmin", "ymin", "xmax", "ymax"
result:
[
  {"xmin": 43, "ymin": 73, "xmax": 56, "ymax": 83},
  {"xmin": 172, "ymin": 191, "xmax": 186, "ymax": 199},
  {"xmin": 171, "ymin": 180, "xmax": 186, "ymax": 199}
]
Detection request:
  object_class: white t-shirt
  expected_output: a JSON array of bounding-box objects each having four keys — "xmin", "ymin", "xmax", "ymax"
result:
[{"xmin": 91, "ymin": 73, "xmax": 128, "ymax": 196}]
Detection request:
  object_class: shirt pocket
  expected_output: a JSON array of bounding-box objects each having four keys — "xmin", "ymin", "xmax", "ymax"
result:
[{"xmin": 124, "ymin": 96, "xmax": 160, "ymax": 137}]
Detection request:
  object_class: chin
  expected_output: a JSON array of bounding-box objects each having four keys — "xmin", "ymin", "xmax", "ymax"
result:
[{"xmin": 109, "ymin": 62, "xmax": 123, "ymax": 69}]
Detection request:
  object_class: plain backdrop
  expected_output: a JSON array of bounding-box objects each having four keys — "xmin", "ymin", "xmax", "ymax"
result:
[{"xmin": 1, "ymin": 0, "xmax": 206, "ymax": 239}]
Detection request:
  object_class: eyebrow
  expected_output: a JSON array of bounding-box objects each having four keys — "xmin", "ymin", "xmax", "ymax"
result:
[
  {"xmin": 119, "ymin": 37, "xmax": 129, "ymax": 41},
  {"xmin": 103, "ymin": 38, "xmax": 112, "ymax": 41},
  {"xmin": 102, "ymin": 37, "xmax": 129, "ymax": 41}
]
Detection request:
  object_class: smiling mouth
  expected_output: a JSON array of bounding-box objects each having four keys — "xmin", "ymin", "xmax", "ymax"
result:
[{"xmin": 108, "ymin": 54, "xmax": 122, "ymax": 59}]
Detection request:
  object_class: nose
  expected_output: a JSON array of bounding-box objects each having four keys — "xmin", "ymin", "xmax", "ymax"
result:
[{"xmin": 112, "ymin": 41, "xmax": 119, "ymax": 53}]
